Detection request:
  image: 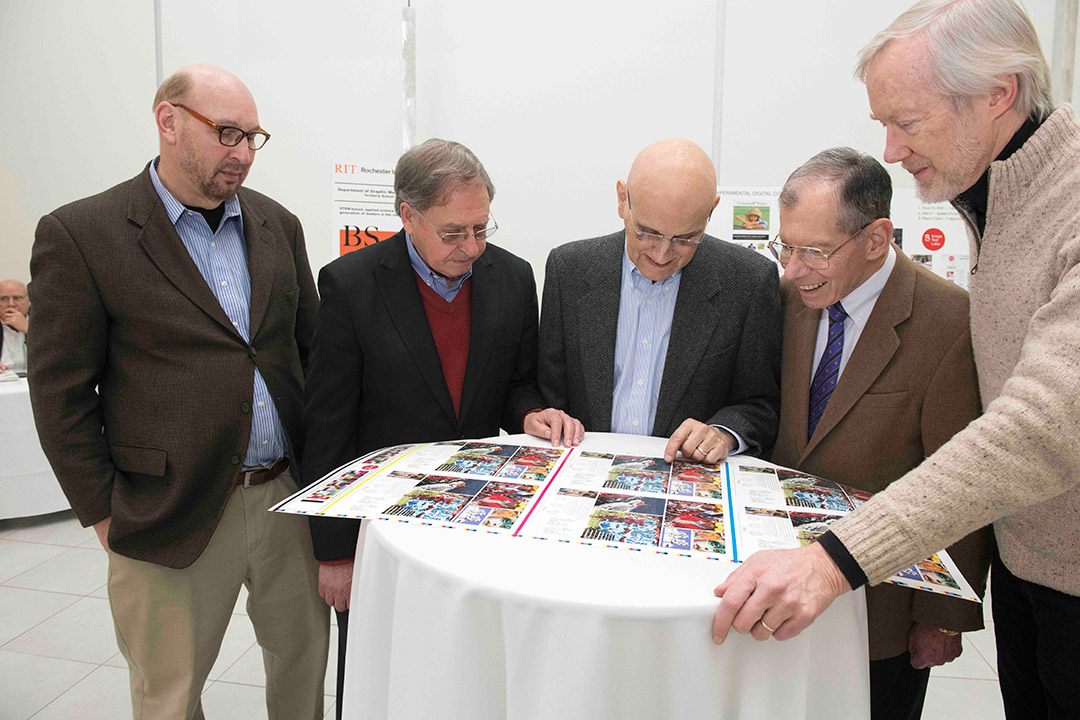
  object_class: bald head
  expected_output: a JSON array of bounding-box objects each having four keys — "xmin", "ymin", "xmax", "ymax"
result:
[
  {"xmin": 1, "ymin": 279, "xmax": 30, "ymax": 317},
  {"xmin": 625, "ymin": 138, "xmax": 717, "ymax": 214},
  {"xmin": 153, "ymin": 64, "xmax": 262, "ymax": 208},
  {"xmin": 617, "ymin": 139, "xmax": 719, "ymax": 282}
]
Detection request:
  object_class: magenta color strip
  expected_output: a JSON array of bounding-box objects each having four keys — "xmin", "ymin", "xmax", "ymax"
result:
[{"xmin": 512, "ymin": 447, "xmax": 575, "ymax": 536}]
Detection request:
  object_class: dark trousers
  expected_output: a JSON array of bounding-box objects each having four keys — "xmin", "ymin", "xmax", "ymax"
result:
[
  {"xmin": 991, "ymin": 546, "xmax": 1080, "ymax": 720},
  {"xmin": 870, "ymin": 651, "xmax": 931, "ymax": 720},
  {"xmin": 334, "ymin": 608, "xmax": 348, "ymax": 720}
]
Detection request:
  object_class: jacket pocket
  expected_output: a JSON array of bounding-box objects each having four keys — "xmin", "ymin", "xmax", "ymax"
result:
[{"xmin": 110, "ymin": 443, "xmax": 167, "ymax": 477}]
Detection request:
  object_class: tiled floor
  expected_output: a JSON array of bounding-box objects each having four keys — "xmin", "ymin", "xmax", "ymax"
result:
[
  {"xmin": 0, "ymin": 510, "xmax": 337, "ymax": 720},
  {"xmin": 1, "ymin": 510, "xmax": 1005, "ymax": 719}
]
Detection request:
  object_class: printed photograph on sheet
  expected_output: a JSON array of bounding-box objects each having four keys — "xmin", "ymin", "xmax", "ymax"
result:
[{"xmin": 271, "ymin": 440, "xmax": 980, "ymax": 600}]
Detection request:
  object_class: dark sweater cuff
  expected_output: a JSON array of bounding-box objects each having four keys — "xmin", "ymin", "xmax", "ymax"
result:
[{"xmin": 817, "ymin": 530, "xmax": 868, "ymax": 590}]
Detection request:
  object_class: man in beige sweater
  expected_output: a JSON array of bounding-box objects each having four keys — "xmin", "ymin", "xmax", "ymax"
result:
[{"xmin": 711, "ymin": 2, "xmax": 1080, "ymax": 717}]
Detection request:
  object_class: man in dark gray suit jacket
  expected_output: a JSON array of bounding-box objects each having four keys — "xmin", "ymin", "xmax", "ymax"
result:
[
  {"xmin": 540, "ymin": 138, "xmax": 781, "ymax": 462},
  {"xmin": 29, "ymin": 64, "xmax": 328, "ymax": 719}
]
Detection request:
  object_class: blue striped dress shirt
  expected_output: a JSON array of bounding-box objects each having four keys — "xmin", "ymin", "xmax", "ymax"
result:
[
  {"xmin": 149, "ymin": 159, "xmax": 286, "ymax": 468},
  {"xmin": 611, "ymin": 251, "xmax": 681, "ymax": 434}
]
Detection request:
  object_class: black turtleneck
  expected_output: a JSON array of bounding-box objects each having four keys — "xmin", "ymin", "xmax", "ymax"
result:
[
  {"xmin": 184, "ymin": 202, "xmax": 226, "ymax": 233},
  {"xmin": 952, "ymin": 114, "xmax": 1042, "ymax": 242}
]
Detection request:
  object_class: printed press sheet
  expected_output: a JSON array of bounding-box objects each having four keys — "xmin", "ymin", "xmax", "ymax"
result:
[{"xmin": 272, "ymin": 441, "xmax": 979, "ymax": 602}]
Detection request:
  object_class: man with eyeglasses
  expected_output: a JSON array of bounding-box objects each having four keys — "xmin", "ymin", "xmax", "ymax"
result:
[
  {"xmin": 768, "ymin": 147, "xmax": 989, "ymax": 720},
  {"xmin": 0, "ymin": 278, "xmax": 30, "ymax": 373},
  {"xmin": 540, "ymin": 138, "xmax": 781, "ymax": 464},
  {"xmin": 28, "ymin": 63, "xmax": 328, "ymax": 718},
  {"xmin": 302, "ymin": 138, "xmax": 582, "ymax": 717}
]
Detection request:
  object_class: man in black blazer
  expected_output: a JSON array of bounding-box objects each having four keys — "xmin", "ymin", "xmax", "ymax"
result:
[
  {"xmin": 540, "ymin": 138, "xmax": 781, "ymax": 463},
  {"xmin": 29, "ymin": 64, "xmax": 328, "ymax": 719},
  {"xmin": 303, "ymin": 139, "xmax": 582, "ymax": 716}
]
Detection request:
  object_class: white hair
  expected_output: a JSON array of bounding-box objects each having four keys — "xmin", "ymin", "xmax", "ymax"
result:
[{"xmin": 855, "ymin": 0, "xmax": 1053, "ymax": 119}]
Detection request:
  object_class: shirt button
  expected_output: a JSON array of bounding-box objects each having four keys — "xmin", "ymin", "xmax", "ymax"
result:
[
  {"xmin": 646, "ymin": 299, "xmax": 652, "ymax": 305},
  {"xmin": 632, "ymin": 420, "xmax": 639, "ymax": 426},
  {"xmin": 642, "ymin": 339, "xmax": 648, "ymax": 346},
  {"xmin": 221, "ymin": 280, "xmax": 228, "ymax": 287},
  {"xmin": 263, "ymin": 440, "xmax": 268, "ymax": 445},
  {"xmin": 637, "ymin": 379, "xmax": 643, "ymax": 386},
  {"xmin": 257, "ymin": 401, "xmax": 264, "ymax": 408},
  {"xmin": 211, "ymin": 242, "xmax": 216, "ymax": 248}
]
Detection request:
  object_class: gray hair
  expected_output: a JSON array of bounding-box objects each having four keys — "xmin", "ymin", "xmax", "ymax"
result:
[
  {"xmin": 152, "ymin": 70, "xmax": 192, "ymax": 110},
  {"xmin": 855, "ymin": 0, "xmax": 1053, "ymax": 119},
  {"xmin": 780, "ymin": 148, "xmax": 892, "ymax": 235},
  {"xmin": 394, "ymin": 139, "xmax": 495, "ymax": 216}
]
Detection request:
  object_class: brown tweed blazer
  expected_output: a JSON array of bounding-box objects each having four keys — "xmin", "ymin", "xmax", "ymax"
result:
[
  {"xmin": 772, "ymin": 249, "xmax": 991, "ymax": 660},
  {"xmin": 28, "ymin": 164, "xmax": 318, "ymax": 569}
]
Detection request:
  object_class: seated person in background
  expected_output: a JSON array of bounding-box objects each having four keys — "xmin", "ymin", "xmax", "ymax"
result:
[
  {"xmin": 539, "ymin": 138, "xmax": 782, "ymax": 464},
  {"xmin": 0, "ymin": 279, "xmax": 29, "ymax": 372},
  {"xmin": 303, "ymin": 138, "xmax": 583, "ymax": 718},
  {"xmin": 769, "ymin": 147, "xmax": 990, "ymax": 720}
]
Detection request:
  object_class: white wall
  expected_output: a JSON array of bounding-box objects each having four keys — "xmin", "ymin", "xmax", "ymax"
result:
[
  {"xmin": 0, "ymin": 0, "xmax": 1070, "ymax": 287},
  {"xmin": 0, "ymin": 0, "xmax": 157, "ymax": 285}
]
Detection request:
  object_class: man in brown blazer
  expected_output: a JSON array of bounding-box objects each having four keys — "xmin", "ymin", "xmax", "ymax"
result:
[
  {"xmin": 28, "ymin": 64, "xmax": 328, "ymax": 719},
  {"xmin": 769, "ymin": 148, "xmax": 990, "ymax": 720}
]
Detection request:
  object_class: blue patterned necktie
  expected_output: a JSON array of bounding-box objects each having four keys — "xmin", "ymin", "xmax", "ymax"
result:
[{"xmin": 808, "ymin": 302, "xmax": 848, "ymax": 440}]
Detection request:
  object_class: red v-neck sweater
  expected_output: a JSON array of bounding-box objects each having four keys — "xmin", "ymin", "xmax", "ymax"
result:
[{"xmin": 414, "ymin": 275, "xmax": 472, "ymax": 418}]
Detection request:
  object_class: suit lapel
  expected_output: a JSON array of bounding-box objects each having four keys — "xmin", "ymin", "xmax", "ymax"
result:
[
  {"xmin": 242, "ymin": 194, "xmax": 276, "ymax": 340},
  {"xmin": 578, "ymin": 237, "xmax": 623, "ymax": 431},
  {"xmin": 805, "ymin": 249, "xmax": 914, "ymax": 455},
  {"xmin": 375, "ymin": 234, "xmax": 457, "ymax": 424},
  {"xmin": 130, "ymin": 171, "xmax": 243, "ymax": 339},
  {"xmin": 653, "ymin": 254, "xmax": 721, "ymax": 435},
  {"xmin": 788, "ymin": 302, "xmax": 820, "ymax": 461},
  {"xmin": 458, "ymin": 253, "xmax": 497, "ymax": 426}
]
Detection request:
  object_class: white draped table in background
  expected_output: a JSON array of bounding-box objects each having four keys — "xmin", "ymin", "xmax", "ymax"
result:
[
  {"xmin": 0, "ymin": 378, "xmax": 68, "ymax": 519},
  {"xmin": 343, "ymin": 432, "xmax": 869, "ymax": 719}
]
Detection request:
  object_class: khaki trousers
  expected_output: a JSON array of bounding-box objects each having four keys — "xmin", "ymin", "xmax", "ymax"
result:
[{"xmin": 107, "ymin": 470, "xmax": 329, "ymax": 720}]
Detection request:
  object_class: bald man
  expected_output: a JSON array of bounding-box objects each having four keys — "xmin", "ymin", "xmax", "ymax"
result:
[
  {"xmin": 0, "ymin": 278, "xmax": 29, "ymax": 372},
  {"xmin": 540, "ymin": 139, "xmax": 781, "ymax": 462},
  {"xmin": 29, "ymin": 64, "xmax": 327, "ymax": 718}
]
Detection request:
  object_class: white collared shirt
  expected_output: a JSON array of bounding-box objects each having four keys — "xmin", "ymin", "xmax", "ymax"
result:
[
  {"xmin": 1, "ymin": 326, "xmax": 27, "ymax": 373},
  {"xmin": 811, "ymin": 245, "xmax": 897, "ymax": 380}
]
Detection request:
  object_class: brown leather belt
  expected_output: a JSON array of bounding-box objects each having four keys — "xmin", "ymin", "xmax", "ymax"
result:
[{"xmin": 238, "ymin": 458, "xmax": 289, "ymax": 488}]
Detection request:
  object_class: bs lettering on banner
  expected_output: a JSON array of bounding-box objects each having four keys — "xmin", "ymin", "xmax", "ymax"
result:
[{"xmin": 333, "ymin": 161, "xmax": 397, "ymax": 256}]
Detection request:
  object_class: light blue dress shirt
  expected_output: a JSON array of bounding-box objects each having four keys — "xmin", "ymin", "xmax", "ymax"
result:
[
  {"xmin": 611, "ymin": 250, "xmax": 747, "ymax": 453},
  {"xmin": 611, "ymin": 251, "xmax": 681, "ymax": 434},
  {"xmin": 406, "ymin": 233, "xmax": 472, "ymax": 302},
  {"xmin": 149, "ymin": 159, "xmax": 286, "ymax": 468}
]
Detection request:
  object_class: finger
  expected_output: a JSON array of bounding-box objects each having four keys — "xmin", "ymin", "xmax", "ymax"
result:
[
  {"xmin": 665, "ymin": 425, "xmax": 691, "ymax": 462},
  {"xmin": 711, "ymin": 571, "xmax": 756, "ymax": 644},
  {"xmin": 704, "ymin": 436, "xmax": 730, "ymax": 464},
  {"xmin": 546, "ymin": 411, "xmax": 564, "ymax": 447},
  {"xmin": 571, "ymin": 418, "xmax": 585, "ymax": 446}
]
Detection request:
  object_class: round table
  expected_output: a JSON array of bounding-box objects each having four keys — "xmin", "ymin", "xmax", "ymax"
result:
[
  {"xmin": 343, "ymin": 433, "xmax": 869, "ymax": 719},
  {"xmin": 0, "ymin": 378, "xmax": 69, "ymax": 518}
]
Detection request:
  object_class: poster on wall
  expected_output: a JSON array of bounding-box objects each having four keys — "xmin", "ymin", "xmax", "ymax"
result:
[
  {"xmin": 891, "ymin": 188, "xmax": 971, "ymax": 290},
  {"xmin": 331, "ymin": 161, "xmax": 400, "ymax": 257},
  {"xmin": 716, "ymin": 187, "xmax": 781, "ymax": 266}
]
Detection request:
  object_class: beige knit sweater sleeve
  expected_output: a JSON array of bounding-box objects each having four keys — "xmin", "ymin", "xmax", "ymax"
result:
[{"xmin": 831, "ymin": 111, "xmax": 1080, "ymax": 586}]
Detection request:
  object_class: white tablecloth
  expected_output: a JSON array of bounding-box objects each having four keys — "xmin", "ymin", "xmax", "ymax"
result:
[
  {"xmin": 344, "ymin": 433, "xmax": 869, "ymax": 719},
  {"xmin": 0, "ymin": 378, "xmax": 69, "ymax": 519}
]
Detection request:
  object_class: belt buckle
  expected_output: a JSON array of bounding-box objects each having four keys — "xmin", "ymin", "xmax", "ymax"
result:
[{"xmin": 241, "ymin": 468, "xmax": 258, "ymax": 489}]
